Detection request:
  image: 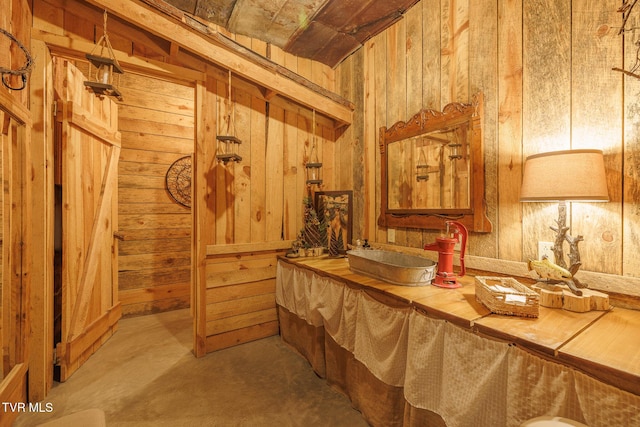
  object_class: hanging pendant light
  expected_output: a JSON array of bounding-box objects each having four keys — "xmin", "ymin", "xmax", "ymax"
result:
[
  {"xmin": 216, "ymin": 70, "xmax": 242, "ymax": 164},
  {"xmin": 306, "ymin": 109, "xmax": 323, "ymax": 186},
  {"xmin": 448, "ymin": 142, "xmax": 462, "ymax": 160},
  {"xmin": 84, "ymin": 10, "xmax": 124, "ymax": 101}
]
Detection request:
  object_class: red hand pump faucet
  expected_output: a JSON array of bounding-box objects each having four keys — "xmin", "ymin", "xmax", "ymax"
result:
[{"xmin": 423, "ymin": 220, "xmax": 468, "ymax": 288}]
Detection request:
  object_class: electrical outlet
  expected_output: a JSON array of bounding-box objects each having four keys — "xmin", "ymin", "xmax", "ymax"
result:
[
  {"xmin": 538, "ymin": 241, "xmax": 555, "ymax": 262},
  {"xmin": 387, "ymin": 228, "xmax": 395, "ymax": 243}
]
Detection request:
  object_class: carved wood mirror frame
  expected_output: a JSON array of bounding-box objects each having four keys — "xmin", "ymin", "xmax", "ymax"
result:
[{"xmin": 378, "ymin": 92, "xmax": 492, "ymax": 232}]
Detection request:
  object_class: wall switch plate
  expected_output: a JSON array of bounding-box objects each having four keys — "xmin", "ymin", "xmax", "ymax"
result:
[
  {"xmin": 538, "ymin": 241, "xmax": 555, "ymax": 262},
  {"xmin": 387, "ymin": 228, "xmax": 395, "ymax": 243}
]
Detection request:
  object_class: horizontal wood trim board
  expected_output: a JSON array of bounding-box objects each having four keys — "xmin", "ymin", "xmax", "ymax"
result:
[
  {"xmin": 115, "ymin": 228, "xmax": 191, "ymax": 241},
  {"xmin": 119, "ymin": 267, "xmax": 190, "ymax": 290},
  {"xmin": 119, "ymin": 283, "xmax": 190, "ymax": 304},
  {"xmin": 206, "ymin": 251, "xmax": 282, "ymax": 266},
  {"xmin": 206, "ymin": 265, "xmax": 277, "ymax": 288},
  {"xmin": 119, "ymin": 213, "xmax": 191, "ymax": 229},
  {"xmin": 205, "ymin": 321, "xmax": 279, "ymax": 353},
  {"xmin": 206, "ymin": 240, "xmax": 294, "ymax": 256},
  {"xmin": 119, "ymin": 251, "xmax": 191, "ymax": 271},
  {"xmin": 206, "ymin": 308, "xmax": 277, "ymax": 336},
  {"xmin": 206, "ymin": 279, "xmax": 275, "ymax": 304},
  {"xmin": 118, "ymin": 101, "xmax": 194, "ymax": 121},
  {"xmin": 118, "ymin": 102, "xmax": 194, "ymax": 123},
  {"xmin": 57, "ymin": 101, "xmax": 122, "ymax": 148},
  {"xmin": 118, "ymin": 76, "xmax": 195, "ymax": 102},
  {"xmin": 122, "ymin": 297, "xmax": 190, "ymax": 317},
  {"xmin": 119, "ymin": 130, "xmax": 194, "ymax": 150},
  {"xmin": 119, "ymin": 174, "xmax": 168, "ymax": 189},
  {"xmin": 118, "ymin": 189, "xmax": 174, "ymax": 205},
  {"xmin": 206, "ymin": 254, "xmax": 277, "ymax": 272},
  {"xmin": 119, "ymin": 160, "xmax": 180, "ymax": 175},
  {"xmin": 118, "ymin": 202, "xmax": 189, "ymax": 215},
  {"xmin": 206, "ymin": 293, "xmax": 276, "ymax": 322},
  {"xmin": 119, "ymin": 238, "xmax": 191, "ymax": 255},
  {"xmin": 118, "ymin": 117, "xmax": 194, "ymax": 139},
  {"xmin": 58, "ymin": 303, "xmax": 122, "ymax": 366},
  {"xmin": 120, "ymin": 147, "xmax": 192, "ymax": 164}
]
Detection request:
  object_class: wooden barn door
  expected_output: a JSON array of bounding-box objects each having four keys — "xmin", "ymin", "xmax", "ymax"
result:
[{"xmin": 53, "ymin": 59, "xmax": 121, "ymax": 381}]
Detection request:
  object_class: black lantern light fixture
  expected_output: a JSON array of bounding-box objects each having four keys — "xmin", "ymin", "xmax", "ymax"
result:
[
  {"xmin": 84, "ymin": 10, "xmax": 124, "ymax": 101},
  {"xmin": 416, "ymin": 143, "xmax": 429, "ymax": 182},
  {"xmin": 216, "ymin": 70, "xmax": 242, "ymax": 164},
  {"xmin": 306, "ymin": 109, "xmax": 323, "ymax": 186}
]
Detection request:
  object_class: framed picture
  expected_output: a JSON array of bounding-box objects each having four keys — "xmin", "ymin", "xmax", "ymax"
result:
[{"xmin": 315, "ymin": 190, "xmax": 353, "ymax": 253}]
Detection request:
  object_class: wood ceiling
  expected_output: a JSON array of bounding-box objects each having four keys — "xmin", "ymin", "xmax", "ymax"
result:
[{"xmin": 160, "ymin": 0, "xmax": 420, "ymax": 67}]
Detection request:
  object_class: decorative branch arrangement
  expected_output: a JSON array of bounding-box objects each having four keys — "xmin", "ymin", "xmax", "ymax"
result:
[{"xmin": 614, "ymin": 0, "xmax": 640, "ymax": 79}]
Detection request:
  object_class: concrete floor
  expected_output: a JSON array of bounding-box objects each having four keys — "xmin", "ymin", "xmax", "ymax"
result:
[{"xmin": 15, "ymin": 309, "xmax": 368, "ymax": 426}]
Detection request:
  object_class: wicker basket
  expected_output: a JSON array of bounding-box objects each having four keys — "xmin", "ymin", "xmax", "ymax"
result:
[{"xmin": 475, "ymin": 276, "xmax": 539, "ymax": 318}]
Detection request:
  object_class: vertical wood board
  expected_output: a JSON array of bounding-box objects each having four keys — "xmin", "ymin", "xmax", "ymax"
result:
[{"xmin": 571, "ymin": 0, "xmax": 622, "ymax": 274}]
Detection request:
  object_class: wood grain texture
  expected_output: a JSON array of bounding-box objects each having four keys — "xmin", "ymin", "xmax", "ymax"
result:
[
  {"xmin": 557, "ymin": 307, "xmax": 640, "ymax": 395},
  {"xmin": 623, "ymin": 2, "xmax": 640, "ymax": 278},
  {"xmin": 363, "ymin": 39, "xmax": 377, "ymax": 243},
  {"xmin": 405, "ymin": 5, "xmax": 425, "ymax": 250},
  {"xmin": 571, "ymin": 0, "xmax": 622, "ymax": 274},
  {"xmin": 204, "ymin": 248, "xmax": 286, "ymax": 353},
  {"xmin": 521, "ymin": 0, "xmax": 571, "ymax": 263},
  {"xmin": 55, "ymin": 60, "xmax": 120, "ymax": 380},
  {"xmin": 117, "ymin": 69, "xmax": 194, "ymax": 316},
  {"xmin": 27, "ymin": 37, "xmax": 55, "ymax": 400},
  {"xmin": 496, "ymin": 0, "xmax": 523, "ymax": 262},
  {"xmin": 0, "ymin": 0, "xmax": 32, "ymax": 399},
  {"xmin": 468, "ymin": 0, "xmax": 497, "ymax": 258}
]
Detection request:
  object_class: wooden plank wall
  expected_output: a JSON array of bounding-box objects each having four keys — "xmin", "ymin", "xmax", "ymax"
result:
[
  {"xmin": 0, "ymin": 0, "xmax": 32, "ymax": 419},
  {"xmin": 344, "ymin": 0, "xmax": 640, "ymax": 286},
  {"xmin": 193, "ymin": 68, "xmax": 337, "ymax": 354},
  {"xmin": 31, "ymin": 0, "xmax": 342, "ymax": 320},
  {"xmin": 116, "ymin": 72, "xmax": 194, "ymax": 317},
  {"xmin": 203, "ymin": 242, "xmax": 290, "ymax": 353}
]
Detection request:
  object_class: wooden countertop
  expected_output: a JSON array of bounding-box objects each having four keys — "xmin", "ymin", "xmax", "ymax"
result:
[
  {"xmin": 279, "ymin": 255, "xmax": 640, "ymax": 396},
  {"xmin": 557, "ymin": 308, "xmax": 640, "ymax": 396}
]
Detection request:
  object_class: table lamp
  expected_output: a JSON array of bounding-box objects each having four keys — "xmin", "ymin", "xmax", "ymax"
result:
[{"xmin": 520, "ymin": 149, "xmax": 609, "ymax": 277}]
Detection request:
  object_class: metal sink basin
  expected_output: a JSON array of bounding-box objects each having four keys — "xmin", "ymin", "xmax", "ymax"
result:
[{"xmin": 346, "ymin": 249, "xmax": 436, "ymax": 286}]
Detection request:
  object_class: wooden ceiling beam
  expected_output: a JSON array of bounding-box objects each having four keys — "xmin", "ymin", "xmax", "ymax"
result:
[
  {"xmin": 33, "ymin": 30, "xmax": 206, "ymax": 83},
  {"xmin": 80, "ymin": 0, "xmax": 354, "ymax": 127}
]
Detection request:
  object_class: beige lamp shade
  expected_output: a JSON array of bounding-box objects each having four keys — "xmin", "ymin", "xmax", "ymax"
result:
[{"xmin": 520, "ymin": 149, "xmax": 609, "ymax": 202}]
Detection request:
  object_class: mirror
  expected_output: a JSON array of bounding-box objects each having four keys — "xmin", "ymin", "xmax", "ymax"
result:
[{"xmin": 378, "ymin": 93, "xmax": 492, "ymax": 232}]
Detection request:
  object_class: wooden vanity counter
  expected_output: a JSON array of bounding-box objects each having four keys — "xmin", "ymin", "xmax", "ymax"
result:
[
  {"xmin": 278, "ymin": 255, "xmax": 640, "ymax": 396},
  {"xmin": 557, "ymin": 308, "xmax": 640, "ymax": 396}
]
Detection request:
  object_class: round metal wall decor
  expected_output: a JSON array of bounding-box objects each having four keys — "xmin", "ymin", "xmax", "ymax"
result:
[{"xmin": 165, "ymin": 155, "xmax": 192, "ymax": 208}]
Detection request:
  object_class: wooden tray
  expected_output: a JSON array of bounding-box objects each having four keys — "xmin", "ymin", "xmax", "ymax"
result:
[{"xmin": 475, "ymin": 276, "xmax": 539, "ymax": 318}]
